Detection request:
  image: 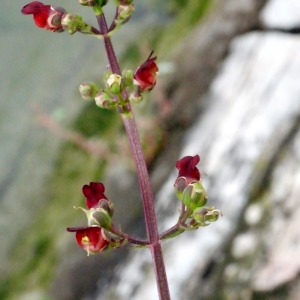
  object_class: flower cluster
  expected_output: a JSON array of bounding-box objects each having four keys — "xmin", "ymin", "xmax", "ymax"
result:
[
  {"xmin": 174, "ymin": 155, "xmax": 221, "ymax": 229},
  {"xmin": 67, "ymin": 182, "xmax": 115, "ymax": 255}
]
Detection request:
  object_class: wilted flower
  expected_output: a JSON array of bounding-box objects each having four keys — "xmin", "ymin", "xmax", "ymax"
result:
[
  {"xmin": 21, "ymin": 1, "xmax": 66, "ymax": 32},
  {"xmin": 67, "ymin": 226, "xmax": 110, "ymax": 255},
  {"xmin": 134, "ymin": 51, "xmax": 158, "ymax": 91}
]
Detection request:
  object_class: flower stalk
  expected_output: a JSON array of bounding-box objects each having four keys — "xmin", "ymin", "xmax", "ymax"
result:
[{"xmin": 96, "ymin": 11, "xmax": 171, "ymax": 300}]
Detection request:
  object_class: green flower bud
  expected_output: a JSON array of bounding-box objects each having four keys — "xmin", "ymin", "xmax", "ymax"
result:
[
  {"xmin": 79, "ymin": 82, "xmax": 99, "ymax": 100},
  {"xmin": 95, "ymin": 91, "xmax": 116, "ymax": 109},
  {"xmin": 205, "ymin": 208, "xmax": 221, "ymax": 223},
  {"xmin": 107, "ymin": 74, "xmax": 122, "ymax": 94},
  {"xmin": 192, "ymin": 207, "xmax": 222, "ymax": 227},
  {"xmin": 61, "ymin": 14, "xmax": 85, "ymax": 34},
  {"xmin": 122, "ymin": 69, "xmax": 134, "ymax": 87},
  {"xmin": 192, "ymin": 208, "xmax": 209, "ymax": 226},
  {"xmin": 115, "ymin": 4, "xmax": 135, "ymax": 25},
  {"xmin": 182, "ymin": 181, "xmax": 207, "ymax": 211},
  {"xmin": 91, "ymin": 208, "xmax": 112, "ymax": 230}
]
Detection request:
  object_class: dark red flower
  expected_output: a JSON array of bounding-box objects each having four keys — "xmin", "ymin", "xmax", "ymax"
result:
[
  {"xmin": 21, "ymin": 1, "xmax": 66, "ymax": 32},
  {"xmin": 134, "ymin": 51, "xmax": 158, "ymax": 91},
  {"xmin": 176, "ymin": 155, "xmax": 201, "ymax": 184},
  {"xmin": 82, "ymin": 182, "xmax": 108, "ymax": 209},
  {"xmin": 67, "ymin": 226, "xmax": 109, "ymax": 254}
]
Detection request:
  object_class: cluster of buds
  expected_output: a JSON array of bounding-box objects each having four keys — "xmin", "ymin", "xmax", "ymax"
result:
[
  {"xmin": 67, "ymin": 182, "xmax": 119, "ymax": 255},
  {"xmin": 21, "ymin": 2, "xmax": 101, "ymax": 35},
  {"xmin": 21, "ymin": 1, "xmax": 135, "ymax": 36},
  {"xmin": 79, "ymin": 51, "xmax": 159, "ymax": 111},
  {"xmin": 173, "ymin": 155, "xmax": 221, "ymax": 231}
]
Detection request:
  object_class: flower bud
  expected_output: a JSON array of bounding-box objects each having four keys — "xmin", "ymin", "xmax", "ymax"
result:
[
  {"xmin": 192, "ymin": 208, "xmax": 208, "ymax": 226},
  {"xmin": 134, "ymin": 51, "xmax": 158, "ymax": 91},
  {"xmin": 95, "ymin": 92, "xmax": 116, "ymax": 109},
  {"xmin": 107, "ymin": 74, "xmax": 122, "ymax": 94},
  {"xmin": 181, "ymin": 181, "xmax": 207, "ymax": 211},
  {"xmin": 115, "ymin": 4, "xmax": 135, "ymax": 25},
  {"xmin": 61, "ymin": 14, "xmax": 85, "ymax": 34},
  {"xmin": 122, "ymin": 69, "xmax": 134, "ymax": 87},
  {"xmin": 193, "ymin": 207, "xmax": 222, "ymax": 227},
  {"xmin": 79, "ymin": 82, "xmax": 99, "ymax": 100}
]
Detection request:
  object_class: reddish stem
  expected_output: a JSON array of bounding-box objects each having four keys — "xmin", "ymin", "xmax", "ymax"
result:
[{"xmin": 96, "ymin": 12, "xmax": 171, "ymax": 300}]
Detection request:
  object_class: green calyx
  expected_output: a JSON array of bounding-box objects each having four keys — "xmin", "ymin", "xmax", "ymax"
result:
[
  {"xmin": 192, "ymin": 207, "xmax": 222, "ymax": 227},
  {"xmin": 95, "ymin": 91, "xmax": 117, "ymax": 109},
  {"xmin": 107, "ymin": 74, "xmax": 123, "ymax": 94},
  {"xmin": 90, "ymin": 208, "xmax": 112, "ymax": 230},
  {"xmin": 61, "ymin": 14, "xmax": 91, "ymax": 34},
  {"xmin": 182, "ymin": 181, "xmax": 207, "ymax": 211}
]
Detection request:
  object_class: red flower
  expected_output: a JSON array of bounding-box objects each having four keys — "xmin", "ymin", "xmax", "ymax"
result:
[
  {"xmin": 134, "ymin": 51, "xmax": 158, "ymax": 91},
  {"xmin": 21, "ymin": 1, "xmax": 66, "ymax": 32},
  {"xmin": 67, "ymin": 226, "xmax": 110, "ymax": 254},
  {"xmin": 82, "ymin": 182, "xmax": 108, "ymax": 209},
  {"xmin": 175, "ymin": 155, "xmax": 201, "ymax": 185}
]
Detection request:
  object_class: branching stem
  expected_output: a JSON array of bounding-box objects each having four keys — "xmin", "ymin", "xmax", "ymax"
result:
[{"xmin": 96, "ymin": 11, "xmax": 171, "ymax": 300}]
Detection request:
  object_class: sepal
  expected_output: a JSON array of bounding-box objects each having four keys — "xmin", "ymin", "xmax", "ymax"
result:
[{"xmin": 181, "ymin": 181, "xmax": 207, "ymax": 211}]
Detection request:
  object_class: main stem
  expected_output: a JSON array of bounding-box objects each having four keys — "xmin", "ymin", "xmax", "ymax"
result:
[{"xmin": 96, "ymin": 13, "xmax": 171, "ymax": 300}]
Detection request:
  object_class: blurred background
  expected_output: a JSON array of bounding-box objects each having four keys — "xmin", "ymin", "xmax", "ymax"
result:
[{"xmin": 1, "ymin": 0, "xmax": 300, "ymax": 299}]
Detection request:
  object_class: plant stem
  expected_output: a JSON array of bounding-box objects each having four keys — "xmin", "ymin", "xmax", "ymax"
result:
[{"xmin": 96, "ymin": 12, "xmax": 171, "ymax": 300}]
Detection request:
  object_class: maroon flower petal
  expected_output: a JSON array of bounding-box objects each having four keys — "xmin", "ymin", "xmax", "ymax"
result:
[
  {"xmin": 134, "ymin": 51, "xmax": 158, "ymax": 91},
  {"xmin": 82, "ymin": 182, "xmax": 108, "ymax": 209},
  {"xmin": 176, "ymin": 155, "xmax": 201, "ymax": 182},
  {"xmin": 21, "ymin": 1, "xmax": 45, "ymax": 14}
]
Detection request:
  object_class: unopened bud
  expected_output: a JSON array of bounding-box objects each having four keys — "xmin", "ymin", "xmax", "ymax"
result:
[
  {"xmin": 192, "ymin": 208, "xmax": 208, "ymax": 226},
  {"xmin": 181, "ymin": 181, "xmax": 207, "ymax": 211},
  {"xmin": 107, "ymin": 74, "xmax": 122, "ymax": 94},
  {"xmin": 116, "ymin": 4, "xmax": 135, "ymax": 25},
  {"xmin": 79, "ymin": 82, "xmax": 99, "ymax": 100},
  {"xmin": 122, "ymin": 69, "xmax": 134, "ymax": 87},
  {"xmin": 95, "ymin": 92, "xmax": 116, "ymax": 109},
  {"xmin": 193, "ymin": 207, "xmax": 222, "ymax": 227},
  {"xmin": 61, "ymin": 14, "xmax": 85, "ymax": 34}
]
